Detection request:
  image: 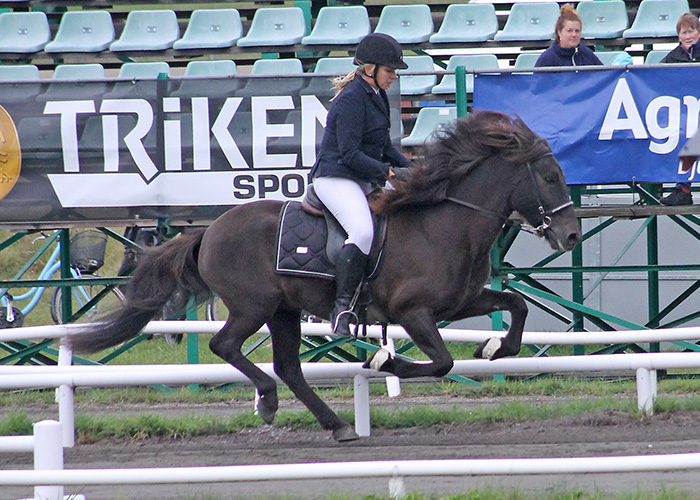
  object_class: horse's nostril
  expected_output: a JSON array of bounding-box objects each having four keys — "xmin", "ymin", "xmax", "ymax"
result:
[{"xmin": 567, "ymin": 232, "xmax": 582, "ymax": 246}]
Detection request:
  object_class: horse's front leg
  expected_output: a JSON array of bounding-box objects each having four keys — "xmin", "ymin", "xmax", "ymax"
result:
[
  {"xmin": 364, "ymin": 308, "xmax": 454, "ymax": 378},
  {"xmin": 462, "ymin": 288, "xmax": 528, "ymax": 360}
]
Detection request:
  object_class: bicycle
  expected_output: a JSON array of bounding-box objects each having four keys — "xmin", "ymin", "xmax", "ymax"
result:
[{"xmin": 0, "ymin": 229, "xmax": 126, "ymax": 327}]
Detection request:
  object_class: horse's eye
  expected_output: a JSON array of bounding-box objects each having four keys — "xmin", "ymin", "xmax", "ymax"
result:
[{"xmin": 544, "ymin": 174, "xmax": 558, "ymax": 183}]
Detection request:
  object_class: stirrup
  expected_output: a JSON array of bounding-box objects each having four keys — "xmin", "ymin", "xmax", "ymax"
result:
[{"xmin": 331, "ymin": 309, "xmax": 358, "ymax": 338}]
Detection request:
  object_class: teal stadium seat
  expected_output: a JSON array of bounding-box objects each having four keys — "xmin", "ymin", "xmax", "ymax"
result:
[
  {"xmin": 0, "ymin": 64, "xmax": 41, "ymax": 102},
  {"xmin": 302, "ymin": 57, "xmax": 356, "ymax": 96},
  {"xmin": 432, "ymin": 54, "xmax": 499, "ymax": 95},
  {"xmin": 302, "ymin": 6, "xmax": 370, "ymax": 45},
  {"xmin": 623, "ymin": 0, "xmax": 690, "ymax": 38},
  {"xmin": 119, "ymin": 61, "xmax": 170, "ymax": 79},
  {"xmin": 402, "ymin": 107, "xmax": 457, "ymax": 147},
  {"xmin": 645, "ymin": 50, "xmax": 670, "ymax": 64},
  {"xmin": 577, "ymin": 0, "xmax": 628, "ymax": 39},
  {"xmin": 173, "ymin": 60, "xmax": 238, "ymax": 98},
  {"xmin": 238, "ymin": 58, "xmax": 305, "ymax": 97},
  {"xmin": 45, "ymin": 11, "xmax": 115, "ymax": 53},
  {"xmin": 513, "ymin": 52, "xmax": 543, "ymax": 69},
  {"xmin": 399, "ymin": 55, "xmax": 436, "ymax": 96},
  {"xmin": 595, "ymin": 51, "xmax": 628, "ymax": 65},
  {"xmin": 173, "ymin": 9, "xmax": 243, "ymax": 50},
  {"xmin": 430, "ymin": 4, "xmax": 498, "ymax": 43},
  {"xmin": 494, "ymin": 2, "xmax": 561, "ymax": 42},
  {"xmin": 41, "ymin": 64, "xmax": 106, "ymax": 101},
  {"xmin": 0, "ymin": 12, "xmax": 50, "ymax": 53},
  {"xmin": 17, "ymin": 117, "xmax": 63, "ymax": 160},
  {"xmin": 237, "ymin": 8, "xmax": 307, "ymax": 47},
  {"xmin": 110, "ymin": 10, "xmax": 180, "ymax": 52},
  {"xmin": 104, "ymin": 62, "xmax": 170, "ymax": 100},
  {"xmin": 374, "ymin": 4, "xmax": 434, "ymax": 44}
]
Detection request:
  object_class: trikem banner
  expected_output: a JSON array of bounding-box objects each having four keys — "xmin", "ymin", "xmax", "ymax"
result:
[
  {"xmin": 0, "ymin": 74, "xmax": 403, "ymax": 225},
  {"xmin": 473, "ymin": 66, "xmax": 700, "ymax": 185}
]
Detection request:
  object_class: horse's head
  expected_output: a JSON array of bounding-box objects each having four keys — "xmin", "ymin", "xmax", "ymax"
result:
[{"xmin": 508, "ymin": 145, "xmax": 581, "ymax": 252}]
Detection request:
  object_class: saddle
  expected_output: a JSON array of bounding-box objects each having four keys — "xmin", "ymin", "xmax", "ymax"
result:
[{"xmin": 275, "ymin": 184, "xmax": 387, "ymax": 280}]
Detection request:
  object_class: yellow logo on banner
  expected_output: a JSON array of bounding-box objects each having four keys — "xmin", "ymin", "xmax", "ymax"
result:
[{"xmin": 0, "ymin": 105, "xmax": 21, "ymax": 201}]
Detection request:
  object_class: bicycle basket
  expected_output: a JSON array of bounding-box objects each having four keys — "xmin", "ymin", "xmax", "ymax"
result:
[{"xmin": 69, "ymin": 230, "xmax": 108, "ymax": 274}]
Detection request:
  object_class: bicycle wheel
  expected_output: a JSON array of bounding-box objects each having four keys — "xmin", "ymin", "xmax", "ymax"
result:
[{"xmin": 50, "ymin": 283, "xmax": 126, "ymax": 324}]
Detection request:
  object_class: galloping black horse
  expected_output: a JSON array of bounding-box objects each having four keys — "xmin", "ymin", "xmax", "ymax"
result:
[{"xmin": 70, "ymin": 110, "xmax": 581, "ymax": 442}]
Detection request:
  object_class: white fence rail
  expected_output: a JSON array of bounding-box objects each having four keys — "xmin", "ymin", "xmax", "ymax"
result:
[{"xmin": 3, "ymin": 322, "xmax": 700, "ymax": 498}]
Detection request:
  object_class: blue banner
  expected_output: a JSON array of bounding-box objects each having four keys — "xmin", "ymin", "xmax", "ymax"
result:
[{"xmin": 474, "ymin": 66, "xmax": 700, "ymax": 185}]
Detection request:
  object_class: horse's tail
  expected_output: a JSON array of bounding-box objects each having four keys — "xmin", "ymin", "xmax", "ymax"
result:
[{"xmin": 68, "ymin": 229, "xmax": 210, "ymax": 354}]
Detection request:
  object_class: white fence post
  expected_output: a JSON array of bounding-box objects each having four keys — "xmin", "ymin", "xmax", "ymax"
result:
[
  {"xmin": 636, "ymin": 367, "xmax": 655, "ymax": 415},
  {"xmin": 32, "ymin": 420, "xmax": 63, "ymax": 500},
  {"xmin": 353, "ymin": 374, "xmax": 371, "ymax": 437},
  {"xmin": 56, "ymin": 344, "xmax": 74, "ymax": 448},
  {"xmin": 383, "ymin": 338, "xmax": 401, "ymax": 397}
]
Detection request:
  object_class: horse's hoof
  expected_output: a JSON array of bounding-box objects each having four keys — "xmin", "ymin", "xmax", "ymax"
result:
[
  {"xmin": 333, "ymin": 424, "xmax": 360, "ymax": 442},
  {"xmin": 362, "ymin": 348, "xmax": 392, "ymax": 371},
  {"xmin": 255, "ymin": 394, "xmax": 278, "ymax": 424},
  {"xmin": 476, "ymin": 337, "xmax": 502, "ymax": 360}
]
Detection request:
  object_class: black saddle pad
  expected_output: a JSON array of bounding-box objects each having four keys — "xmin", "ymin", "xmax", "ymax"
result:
[{"xmin": 276, "ymin": 201, "xmax": 335, "ymax": 279}]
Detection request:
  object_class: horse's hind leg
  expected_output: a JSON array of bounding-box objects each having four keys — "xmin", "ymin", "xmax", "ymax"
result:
[
  {"xmin": 366, "ymin": 308, "xmax": 454, "ymax": 379},
  {"xmin": 268, "ymin": 308, "xmax": 359, "ymax": 442},
  {"xmin": 209, "ymin": 316, "xmax": 279, "ymax": 424}
]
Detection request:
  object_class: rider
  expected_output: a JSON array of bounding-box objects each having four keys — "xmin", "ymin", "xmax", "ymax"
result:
[{"xmin": 309, "ymin": 33, "xmax": 414, "ymax": 337}]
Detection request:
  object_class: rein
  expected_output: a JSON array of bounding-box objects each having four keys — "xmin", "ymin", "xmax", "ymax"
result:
[{"xmin": 445, "ymin": 154, "xmax": 573, "ymax": 236}]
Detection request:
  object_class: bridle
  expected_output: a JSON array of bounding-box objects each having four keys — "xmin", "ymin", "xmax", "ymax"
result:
[{"xmin": 445, "ymin": 153, "xmax": 574, "ymax": 237}]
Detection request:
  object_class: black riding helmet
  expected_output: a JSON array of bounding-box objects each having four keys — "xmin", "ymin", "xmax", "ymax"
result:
[{"xmin": 353, "ymin": 33, "xmax": 408, "ymax": 70}]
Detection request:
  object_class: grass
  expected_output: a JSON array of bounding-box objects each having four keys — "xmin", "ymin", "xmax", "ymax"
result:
[{"xmin": 6, "ymin": 378, "xmax": 700, "ymax": 443}]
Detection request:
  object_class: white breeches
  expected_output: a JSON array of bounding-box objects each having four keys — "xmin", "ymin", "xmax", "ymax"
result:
[{"xmin": 312, "ymin": 176, "xmax": 374, "ymax": 255}]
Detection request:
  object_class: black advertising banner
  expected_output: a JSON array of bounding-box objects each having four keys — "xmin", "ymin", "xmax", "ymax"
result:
[{"xmin": 0, "ymin": 73, "xmax": 403, "ymax": 226}]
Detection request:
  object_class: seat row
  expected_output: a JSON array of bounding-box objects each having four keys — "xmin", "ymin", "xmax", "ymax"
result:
[{"xmin": 0, "ymin": 0, "xmax": 691, "ymax": 55}]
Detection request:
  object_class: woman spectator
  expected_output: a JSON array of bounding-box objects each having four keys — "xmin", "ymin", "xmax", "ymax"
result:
[
  {"xmin": 535, "ymin": 4, "xmax": 602, "ymax": 67},
  {"xmin": 659, "ymin": 13, "xmax": 700, "ymax": 206}
]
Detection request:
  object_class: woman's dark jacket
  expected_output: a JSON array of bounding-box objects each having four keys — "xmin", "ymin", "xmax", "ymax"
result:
[
  {"xmin": 661, "ymin": 40, "xmax": 700, "ymax": 63},
  {"xmin": 311, "ymin": 75, "xmax": 412, "ymax": 185},
  {"xmin": 535, "ymin": 42, "xmax": 603, "ymax": 67}
]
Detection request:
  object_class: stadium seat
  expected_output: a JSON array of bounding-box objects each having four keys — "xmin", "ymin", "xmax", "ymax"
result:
[
  {"xmin": 399, "ymin": 55, "xmax": 436, "ymax": 96},
  {"xmin": 494, "ymin": 3, "xmax": 560, "ymax": 42},
  {"xmin": 432, "ymin": 54, "xmax": 499, "ymax": 95},
  {"xmin": 41, "ymin": 64, "xmax": 106, "ymax": 102},
  {"xmin": 577, "ymin": 0, "xmax": 628, "ymax": 39},
  {"xmin": 302, "ymin": 57, "xmax": 356, "ymax": 96},
  {"xmin": 0, "ymin": 12, "xmax": 50, "ymax": 53},
  {"xmin": 238, "ymin": 58, "xmax": 305, "ymax": 97},
  {"xmin": 302, "ymin": 6, "xmax": 370, "ymax": 45},
  {"xmin": 117, "ymin": 61, "xmax": 170, "ymax": 79},
  {"xmin": 374, "ymin": 4, "xmax": 434, "ymax": 44},
  {"xmin": 430, "ymin": 4, "xmax": 498, "ymax": 43},
  {"xmin": 17, "ymin": 117, "xmax": 63, "ymax": 160},
  {"xmin": 645, "ymin": 50, "xmax": 669, "ymax": 64},
  {"xmin": 45, "ymin": 11, "xmax": 115, "ymax": 53},
  {"xmin": 623, "ymin": 0, "xmax": 690, "ymax": 39},
  {"xmin": 236, "ymin": 7, "xmax": 307, "ymax": 47},
  {"xmin": 402, "ymin": 107, "xmax": 457, "ymax": 147},
  {"xmin": 104, "ymin": 62, "xmax": 170, "ymax": 100},
  {"xmin": 595, "ymin": 51, "xmax": 628, "ymax": 65},
  {"xmin": 110, "ymin": 10, "xmax": 180, "ymax": 52},
  {"xmin": 173, "ymin": 9, "xmax": 243, "ymax": 50},
  {"xmin": 173, "ymin": 60, "xmax": 239, "ymax": 98},
  {"xmin": 513, "ymin": 52, "xmax": 543, "ymax": 69},
  {"xmin": 0, "ymin": 64, "xmax": 41, "ymax": 102}
]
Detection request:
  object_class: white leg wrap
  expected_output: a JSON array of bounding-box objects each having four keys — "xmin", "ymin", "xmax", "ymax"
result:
[
  {"xmin": 482, "ymin": 337, "xmax": 503, "ymax": 360},
  {"xmin": 369, "ymin": 348, "xmax": 392, "ymax": 371}
]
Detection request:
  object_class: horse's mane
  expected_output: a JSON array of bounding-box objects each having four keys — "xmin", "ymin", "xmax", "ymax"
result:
[{"xmin": 373, "ymin": 110, "xmax": 551, "ymax": 214}]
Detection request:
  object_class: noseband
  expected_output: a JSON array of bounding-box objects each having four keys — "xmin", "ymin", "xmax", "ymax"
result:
[{"xmin": 445, "ymin": 153, "xmax": 573, "ymax": 236}]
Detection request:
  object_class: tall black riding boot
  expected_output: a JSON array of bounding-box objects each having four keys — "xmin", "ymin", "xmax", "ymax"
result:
[{"xmin": 330, "ymin": 244, "xmax": 368, "ymax": 338}]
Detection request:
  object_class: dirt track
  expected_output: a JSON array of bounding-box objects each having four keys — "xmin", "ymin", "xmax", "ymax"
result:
[{"xmin": 3, "ymin": 395, "xmax": 700, "ymax": 500}]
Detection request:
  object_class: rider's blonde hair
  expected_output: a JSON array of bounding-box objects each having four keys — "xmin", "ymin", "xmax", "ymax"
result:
[{"xmin": 330, "ymin": 64, "xmax": 376, "ymax": 101}]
